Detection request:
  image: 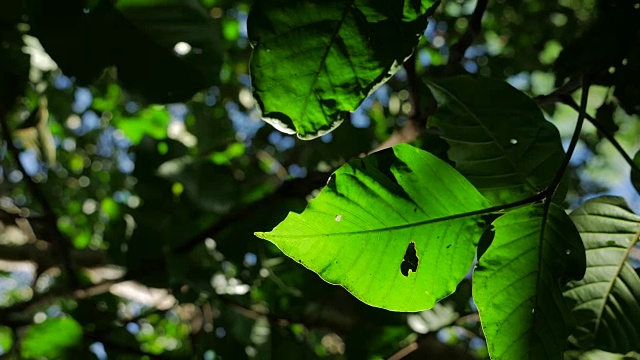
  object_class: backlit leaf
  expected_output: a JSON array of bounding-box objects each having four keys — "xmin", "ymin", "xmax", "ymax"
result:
[
  {"xmin": 425, "ymin": 76, "xmax": 565, "ymax": 205},
  {"xmin": 21, "ymin": 318, "xmax": 83, "ymax": 359},
  {"xmin": 473, "ymin": 203, "xmax": 586, "ymax": 359},
  {"xmin": 257, "ymin": 144, "xmax": 490, "ymax": 311},
  {"xmin": 249, "ymin": 0, "xmax": 438, "ymax": 139}
]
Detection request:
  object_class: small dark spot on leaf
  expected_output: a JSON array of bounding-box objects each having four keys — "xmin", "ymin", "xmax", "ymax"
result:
[
  {"xmin": 446, "ymin": 244, "xmax": 451, "ymax": 249},
  {"xmin": 298, "ymin": 259, "xmax": 302, "ymax": 263},
  {"xmin": 413, "ymin": 207, "xmax": 417, "ymax": 212},
  {"xmin": 400, "ymin": 241, "xmax": 419, "ymax": 276}
]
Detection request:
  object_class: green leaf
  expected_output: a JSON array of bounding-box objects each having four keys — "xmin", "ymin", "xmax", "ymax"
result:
[
  {"xmin": 113, "ymin": 106, "xmax": 171, "ymax": 144},
  {"xmin": 563, "ymin": 196, "xmax": 640, "ymax": 353},
  {"xmin": 0, "ymin": 326, "xmax": 13, "ymax": 355},
  {"xmin": 21, "ymin": 318, "xmax": 83, "ymax": 359},
  {"xmin": 425, "ymin": 76, "xmax": 565, "ymax": 205},
  {"xmin": 473, "ymin": 203, "xmax": 586, "ymax": 360},
  {"xmin": 256, "ymin": 144, "xmax": 490, "ymax": 311},
  {"xmin": 248, "ymin": 0, "xmax": 438, "ymax": 139}
]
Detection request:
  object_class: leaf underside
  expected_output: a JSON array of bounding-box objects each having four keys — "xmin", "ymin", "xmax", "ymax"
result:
[
  {"xmin": 563, "ymin": 196, "xmax": 640, "ymax": 353},
  {"xmin": 256, "ymin": 144, "xmax": 490, "ymax": 311},
  {"xmin": 425, "ymin": 76, "xmax": 565, "ymax": 205},
  {"xmin": 473, "ymin": 203, "xmax": 586, "ymax": 360}
]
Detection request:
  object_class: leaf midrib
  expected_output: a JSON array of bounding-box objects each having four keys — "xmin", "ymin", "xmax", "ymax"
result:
[
  {"xmin": 298, "ymin": 1, "xmax": 354, "ymax": 126},
  {"xmin": 532, "ymin": 202, "xmax": 557, "ymax": 357},
  {"xmin": 257, "ymin": 203, "xmax": 493, "ymax": 239}
]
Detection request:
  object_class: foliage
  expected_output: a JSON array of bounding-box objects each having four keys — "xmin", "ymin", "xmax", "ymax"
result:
[{"xmin": 0, "ymin": 0, "xmax": 639, "ymax": 359}]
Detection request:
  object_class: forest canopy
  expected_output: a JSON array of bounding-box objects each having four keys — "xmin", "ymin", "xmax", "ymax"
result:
[{"xmin": 0, "ymin": 0, "xmax": 639, "ymax": 359}]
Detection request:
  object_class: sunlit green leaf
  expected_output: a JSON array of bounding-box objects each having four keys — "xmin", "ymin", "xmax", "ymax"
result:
[
  {"xmin": 114, "ymin": 107, "xmax": 171, "ymax": 144},
  {"xmin": 473, "ymin": 203, "xmax": 586, "ymax": 360},
  {"xmin": 425, "ymin": 76, "xmax": 565, "ymax": 205},
  {"xmin": 248, "ymin": 0, "xmax": 438, "ymax": 139},
  {"xmin": 563, "ymin": 196, "xmax": 640, "ymax": 353},
  {"xmin": 21, "ymin": 318, "xmax": 83, "ymax": 359},
  {"xmin": 257, "ymin": 144, "xmax": 490, "ymax": 311}
]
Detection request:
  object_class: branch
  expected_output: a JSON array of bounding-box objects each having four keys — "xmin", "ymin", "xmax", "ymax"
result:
[
  {"xmin": 370, "ymin": 54, "xmax": 436, "ymax": 153},
  {"xmin": 172, "ymin": 171, "xmax": 331, "ymax": 254},
  {"xmin": 545, "ymin": 76, "xmax": 592, "ymax": 196},
  {"xmin": 560, "ymin": 97, "xmax": 640, "ymax": 176},
  {"xmin": 445, "ymin": 0, "xmax": 489, "ymax": 75},
  {"xmin": 0, "ymin": 243, "xmax": 109, "ymax": 270},
  {"xmin": 387, "ymin": 332, "xmax": 476, "ymax": 360},
  {"xmin": 534, "ymin": 77, "xmax": 582, "ymax": 106},
  {"xmin": 0, "ymin": 103, "xmax": 79, "ymax": 287}
]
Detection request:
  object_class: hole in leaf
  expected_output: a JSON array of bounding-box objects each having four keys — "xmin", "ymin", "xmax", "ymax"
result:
[
  {"xmin": 335, "ymin": 215, "xmax": 342, "ymax": 222},
  {"xmin": 400, "ymin": 241, "xmax": 419, "ymax": 277}
]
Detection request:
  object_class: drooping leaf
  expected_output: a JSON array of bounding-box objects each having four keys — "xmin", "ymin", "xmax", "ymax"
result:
[
  {"xmin": 256, "ymin": 144, "xmax": 491, "ymax": 311},
  {"xmin": 248, "ymin": 0, "xmax": 438, "ymax": 139},
  {"xmin": 473, "ymin": 203, "xmax": 586, "ymax": 360},
  {"xmin": 563, "ymin": 196, "xmax": 640, "ymax": 353},
  {"xmin": 21, "ymin": 318, "xmax": 83, "ymax": 359},
  {"xmin": 425, "ymin": 76, "xmax": 565, "ymax": 205}
]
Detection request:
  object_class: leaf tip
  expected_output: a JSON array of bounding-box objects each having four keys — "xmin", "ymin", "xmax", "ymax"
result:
[{"xmin": 254, "ymin": 231, "xmax": 272, "ymax": 240}]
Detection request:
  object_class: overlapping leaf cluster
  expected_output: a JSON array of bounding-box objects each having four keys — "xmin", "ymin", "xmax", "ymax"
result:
[{"xmin": 251, "ymin": 1, "xmax": 640, "ymax": 359}]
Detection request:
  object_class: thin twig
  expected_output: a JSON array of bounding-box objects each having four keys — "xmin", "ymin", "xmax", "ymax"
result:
[
  {"xmin": 560, "ymin": 97, "xmax": 640, "ymax": 176},
  {"xmin": 405, "ymin": 52, "xmax": 425, "ymax": 127},
  {"xmin": 545, "ymin": 76, "xmax": 592, "ymax": 197},
  {"xmin": 0, "ymin": 103, "xmax": 79, "ymax": 287},
  {"xmin": 534, "ymin": 77, "xmax": 582, "ymax": 105},
  {"xmin": 445, "ymin": 0, "xmax": 489, "ymax": 75},
  {"xmin": 370, "ymin": 54, "xmax": 433, "ymax": 153},
  {"xmin": 172, "ymin": 171, "xmax": 330, "ymax": 254}
]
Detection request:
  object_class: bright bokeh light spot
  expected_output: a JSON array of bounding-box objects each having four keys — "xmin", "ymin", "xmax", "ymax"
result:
[
  {"xmin": 243, "ymin": 252, "xmax": 257, "ymax": 267},
  {"xmin": 432, "ymin": 35, "xmax": 445, "ymax": 48},
  {"xmin": 19, "ymin": 150, "xmax": 39, "ymax": 176},
  {"xmin": 89, "ymin": 342, "xmax": 107, "ymax": 360},
  {"xmin": 239, "ymin": 88, "xmax": 255, "ymax": 109},
  {"xmin": 173, "ymin": 42, "xmax": 192, "ymax": 56},
  {"xmin": 33, "ymin": 312, "xmax": 47, "ymax": 324},
  {"xmin": 66, "ymin": 114, "xmax": 81, "ymax": 130},
  {"xmin": 82, "ymin": 199, "xmax": 97, "ymax": 215}
]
